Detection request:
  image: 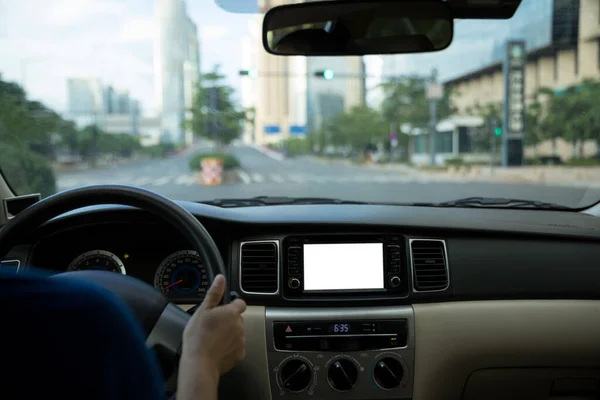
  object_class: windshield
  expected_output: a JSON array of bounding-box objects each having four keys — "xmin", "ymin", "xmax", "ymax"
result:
[{"xmin": 1, "ymin": 0, "xmax": 598, "ymax": 208}]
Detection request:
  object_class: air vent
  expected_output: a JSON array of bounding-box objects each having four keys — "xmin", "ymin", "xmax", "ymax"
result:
[
  {"xmin": 410, "ymin": 239, "xmax": 449, "ymax": 292},
  {"xmin": 240, "ymin": 241, "xmax": 279, "ymax": 294}
]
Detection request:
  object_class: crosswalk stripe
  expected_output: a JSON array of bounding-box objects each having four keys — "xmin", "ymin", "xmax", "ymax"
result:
[
  {"xmin": 238, "ymin": 171, "xmax": 251, "ymax": 184},
  {"xmin": 289, "ymin": 174, "xmax": 306, "ymax": 183},
  {"xmin": 152, "ymin": 176, "xmax": 171, "ymax": 186},
  {"xmin": 175, "ymin": 175, "xmax": 196, "ymax": 186},
  {"xmin": 270, "ymin": 174, "xmax": 284, "ymax": 183},
  {"xmin": 134, "ymin": 177, "xmax": 153, "ymax": 186},
  {"xmin": 252, "ymin": 173, "xmax": 264, "ymax": 183}
]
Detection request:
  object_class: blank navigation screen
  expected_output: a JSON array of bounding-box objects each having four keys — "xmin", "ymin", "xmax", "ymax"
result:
[{"xmin": 303, "ymin": 243, "xmax": 384, "ymax": 291}]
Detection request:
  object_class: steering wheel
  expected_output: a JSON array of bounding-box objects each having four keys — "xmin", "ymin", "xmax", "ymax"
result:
[{"xmin": 0, "ymin": 185, "xmax": 229, "ymax": 377}]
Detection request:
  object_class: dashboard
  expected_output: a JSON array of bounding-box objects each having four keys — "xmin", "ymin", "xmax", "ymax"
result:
[
  {"xmin": 27, "ymin": 221, "xmax": 211, "ymax": 302},
  {"xmin": 5, "ymin": 201, "xmax": 600, "ymax": 400}
]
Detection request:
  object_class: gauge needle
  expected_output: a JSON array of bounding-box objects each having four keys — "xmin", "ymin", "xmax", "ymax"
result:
[{"xmin": 163, "ymin": 279, "xmax": 183, "ymax": 290}]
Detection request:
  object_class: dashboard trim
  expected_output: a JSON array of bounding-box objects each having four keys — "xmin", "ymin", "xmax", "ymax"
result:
[
  {"xmin": 408, "ymin": 238, "xmax": 450, "ymax": 293},
  {"xmin": 239, "ymin": 240, "xmax": 281, "ymax": 296},
  {"xmin": 0, "ymin": 259, "xmax": 21, "ymax": 272}
]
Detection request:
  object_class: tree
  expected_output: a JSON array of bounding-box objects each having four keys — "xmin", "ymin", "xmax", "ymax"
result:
[
  {"xmin": 540, "ymin": 80, "xmax": 600, "ymax": 158},
  {"xmin": 188, "ymin": 65, "xmax": 245, "ymax": 147},
  {"xmin": 322, "ymin": 105, "xmax": 388, "ymax": 151},
  {"xmin": 380, "ymin": 76, "xmax": 454, "ymax": 150}
]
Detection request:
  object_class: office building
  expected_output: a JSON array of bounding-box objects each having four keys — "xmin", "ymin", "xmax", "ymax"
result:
[
  {"xmin": 251, "ymin": 0, "xmax": 365, "ymax": 145},
  {"xmin": 67, "ymin": 78, "xmax": 104, "ymax": 116},
  {"xmin": 66, "ymin": 78, "xmax": 141, "ymax": 136},
  {"xmin": 154, "ymin": 0, "xmax": 200, "ymax": 145}
]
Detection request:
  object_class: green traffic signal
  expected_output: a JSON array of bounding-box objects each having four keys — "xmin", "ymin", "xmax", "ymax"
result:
[
  {"xmin": 314, "ymin": 69, "xmax": 335, "ymax": 79},
  {"xmin": 494, "ymin": 127, "xmax": 502, "ymax": 136}
]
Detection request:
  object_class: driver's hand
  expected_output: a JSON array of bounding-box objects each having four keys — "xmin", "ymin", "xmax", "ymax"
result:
[{"xmin": 181, "ymin": 274, "xmax": 247, "ymax": 376}]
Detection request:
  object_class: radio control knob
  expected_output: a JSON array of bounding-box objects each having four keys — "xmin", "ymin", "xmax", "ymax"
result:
[
  {"xmin": 327, "ymin": 359, "xmax": 358, "ymax": 391},
  {"xmin": 373, "ymin": 357, "xmax": 404, "ymax": 389},
  {"xmin": 279, "ymin": 359, "xmax": 312, "ymax": 392},
  {"xmin": 389, "ymin": 276, "xmax": 401, "ymax": 288},
  {"xmin": 288, "ymin": 277, "xmax": 301, "ymax": 289}
]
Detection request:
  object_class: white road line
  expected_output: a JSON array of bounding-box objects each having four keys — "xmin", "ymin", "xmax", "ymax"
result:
[
  {"xmin": 238, "ymin": 171, "xmax": 251, "ymax": 184},
  {"xmin": 133, "ymin": 177, "xmax": 153, "ymax": 186},
  {"xmin": 252, "ymin": 173, "xmax": 264, "ymax": 183},
  {"xmin": 57, "ymin": 179, "xmax": 79, "ymax": 188},
  {"xmin": 152, "ymin": 176, "xmax": 171, "ymax": 186},
  {"xmin": 270, "ymin": 174, "xmax": 284, "ymax": 183},
  {"xmin": 289, "ymin": 174, "xmax": 306, "ymax": 183},
  {"xmin": 311, "ymin": 177, "xmax": 328, "ymax": 183},
  {"xmin": 373, "ymin": 176, "xmax": 390, "ymax": 183},
  {"xmin": 175, "ymin": 175, "xmax": 196, "ymax": 186}
]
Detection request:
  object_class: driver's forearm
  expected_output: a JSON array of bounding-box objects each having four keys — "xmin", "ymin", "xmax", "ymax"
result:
[{"xmin": 176, "ymin": 357, "xmax": 219, "ymax": 400}]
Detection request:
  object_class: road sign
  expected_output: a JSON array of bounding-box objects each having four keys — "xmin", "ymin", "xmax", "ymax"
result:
[
  {"xmin": 502, "ymin": 40, "xmax": 526, "ymax": 167},
  {"xmin": 289, "ymin": 125, "xmax": 306, "ymax": 137},
  {"xmin": 426, "ymin": 82, "xmax": 443, "ymax": 101},
  {"xmin": 264, "ymin": 125, "xmax": 280, "ymax": 135}
]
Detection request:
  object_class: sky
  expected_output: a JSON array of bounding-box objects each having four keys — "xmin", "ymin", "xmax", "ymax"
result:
[
  {"xmin": 0, "ymin": 0, "xmax": 250, "ymax": 114},
  {"xmin": 0, "ymin": 0, "xmax": 552, "ymax": 116}
]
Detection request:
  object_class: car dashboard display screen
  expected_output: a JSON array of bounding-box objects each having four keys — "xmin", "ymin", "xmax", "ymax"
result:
[{"xmin": 303, "ymin": 243, "xmax": 384, "ymax": 291}]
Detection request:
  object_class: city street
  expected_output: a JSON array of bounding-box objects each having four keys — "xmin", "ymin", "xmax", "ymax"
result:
[{"xmin": 56, "ymin": 144, "xmax": 600, "ymax": 208}]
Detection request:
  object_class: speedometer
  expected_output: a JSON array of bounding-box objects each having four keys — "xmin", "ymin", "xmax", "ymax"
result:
[
  {"xmin": 154, "ymin": 250, "xmax": 209, "ymax": 299},
  {"xmin": 67, "ymin": 250, "xmax": 126, "ymax": 274}
]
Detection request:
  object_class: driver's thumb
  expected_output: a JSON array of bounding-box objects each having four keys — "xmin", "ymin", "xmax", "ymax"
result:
[{"xmin": 200, "ymin": 274, "xmax": 226, "ymax": 310}]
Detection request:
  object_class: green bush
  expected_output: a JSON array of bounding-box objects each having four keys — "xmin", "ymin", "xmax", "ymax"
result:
[
  {"xmin": 283, "ymin": 138, "xmax": 311, "ymax": 157},
  {"xmin": 140, "ymin": 143, "xmax": 175, "ymax": 159},
  {"xmin": 566, "ymin": 157, "xmax": 600, "ymax": 166},
  {"xmin": 189, "ymin": 152, "xmax": 240, "ymax": 171},
  {"xmin": 1, "ymin": 142, "xmax": 57, "ymax": 197},
  {"xmin": 445, "ymin": 157, "xmax": 465, "ymax": 167}
]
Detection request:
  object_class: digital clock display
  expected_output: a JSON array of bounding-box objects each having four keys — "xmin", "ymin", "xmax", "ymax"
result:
[{"xmin": 329, "ymin": 323, "xmax": 352, "ymax": 334}]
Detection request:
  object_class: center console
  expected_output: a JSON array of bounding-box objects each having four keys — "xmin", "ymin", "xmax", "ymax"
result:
[{"xmin": 266, "ymin": 306, "xmax": 415, "ymax": 399}]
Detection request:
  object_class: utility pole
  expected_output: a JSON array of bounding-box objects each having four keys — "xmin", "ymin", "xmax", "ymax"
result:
[
  {"xmin": 207, "ymin": 85, "xmax": 218, "ymax": 147},
  {"xmin": 489, "ymin": 117, "xmax": 497, "ymax": 173},
  {"xmin": 426, "ymin": 68, "xmax": 441, "ymax": 166}
]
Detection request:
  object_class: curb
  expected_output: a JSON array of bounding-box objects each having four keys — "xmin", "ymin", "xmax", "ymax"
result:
[{"xmin": 250, "ymin": 144, "xmax": 286, "ymax": 161}]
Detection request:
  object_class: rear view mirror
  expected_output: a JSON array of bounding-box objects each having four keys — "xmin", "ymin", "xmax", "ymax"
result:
[{"xmin": 263, "ymin": 0, "xmax": 453, "ymax": 56}]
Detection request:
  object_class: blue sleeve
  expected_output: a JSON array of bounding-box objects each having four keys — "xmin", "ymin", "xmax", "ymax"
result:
[{"xmin": 0, "ymin": 271, "xmax": 166, "ymax": 400}]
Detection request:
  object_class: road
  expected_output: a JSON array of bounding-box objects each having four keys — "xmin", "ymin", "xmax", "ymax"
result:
[{"xmin": 55, "ymin": 144, "xmax": 600, "ymax": 208}]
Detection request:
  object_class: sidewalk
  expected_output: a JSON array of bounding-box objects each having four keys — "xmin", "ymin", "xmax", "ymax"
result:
[
  {"xmin": 411, "ymin": 165, "xmax": 600, "ymax": 188},
  {"xmin": 308, "ymin": 155, "xmax": 600, "ymax": 187}
]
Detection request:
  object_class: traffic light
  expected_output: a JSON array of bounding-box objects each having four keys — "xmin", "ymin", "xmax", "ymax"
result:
[
  {"xmin": 314, "ymin": 69, "xmax": 335, "ymax": 80},
  {"xmin": 494, "ymin": 127, "xmax": 502, "ymax": 136},
  {"xmin": 239, "ymin": 69, "xmax": 258, "ymax": 78}
]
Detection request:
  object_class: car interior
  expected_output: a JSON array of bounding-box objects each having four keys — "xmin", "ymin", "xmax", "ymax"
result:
[{"xmin": 2, "ymin": 1, "xmax": 600, "ymax": 399}]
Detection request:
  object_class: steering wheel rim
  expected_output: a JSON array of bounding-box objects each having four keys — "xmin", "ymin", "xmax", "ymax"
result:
[
  {"xmin": 0, "ymin": 184, "xmax": 230, "ymax": 379},
  {"xmin": 0, "ymin": 185, "xmax": 228, "ymax": 296}
]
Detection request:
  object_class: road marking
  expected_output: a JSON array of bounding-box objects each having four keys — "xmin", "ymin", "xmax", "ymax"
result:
[
  {"xmin": 175, "ymin": 175, "xmax": 196, "ymax": 186},
  {"xmin": 270, "ymin": 174, "xmax": 284, "ymax": 183},
  {"xmin": 57, "ymin": 179, "xmax": 78, "ymax": 188},
  {"xmin": 374, "ymin": 176, "xmax": 390, "ymax": 183},
  {"xmin": 152, "ymin": 176, "xmax": 171, "ymax": 186},
  {"xmin": 238, "ymin": 171, "xmax": 251, "ymax": 184},
  {"xmin": 251, "ymin": 173, "xmax": 264, "ymax": 183},
  {"xmin": 134, "ymin": 177, "xmax": 153, "ymax": 186},
  {"xmin": 312, "ymin": 177, "xmax": 328, "ymax": 183},
  {"xmin": 289, "ymin": 174, "xmax": 305, "ymax": 183}
]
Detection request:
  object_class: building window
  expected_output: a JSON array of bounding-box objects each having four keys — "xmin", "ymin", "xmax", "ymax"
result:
[
  {"xmin": 598, "ymin": 40, "xmax": 600, "ymax": 70},
  {"xmin": 458, "ymin": 127, "xmax": 471, "ymax": 153},
  {"xmin": 554, "ymin": 52, "xmax": 558, "ymax": 82},
  {"xmin": 435, "ymin": 130, "xmax": 453, "ymax": 154},
  {"xmin": 414, "ymin": 135, "xmax": 428, "ymax": 154}
]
